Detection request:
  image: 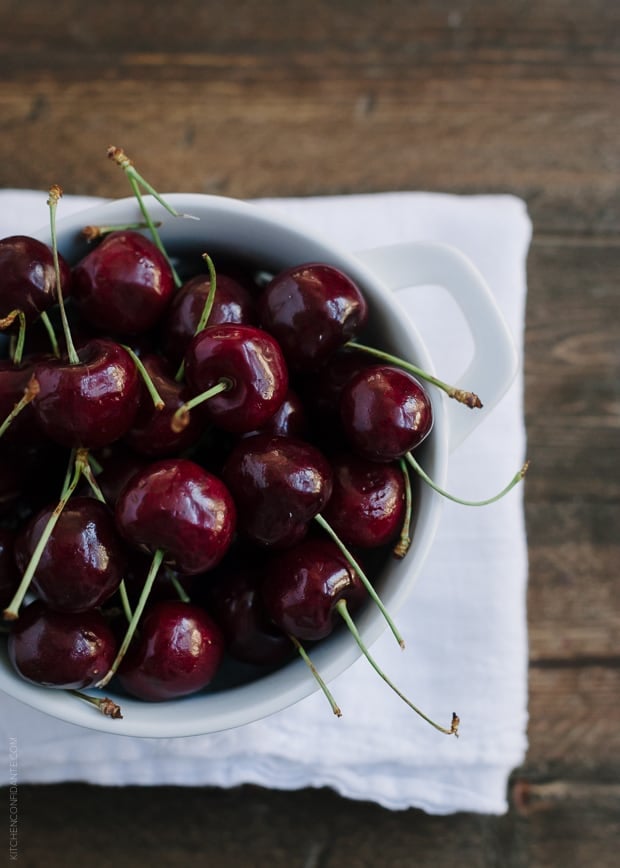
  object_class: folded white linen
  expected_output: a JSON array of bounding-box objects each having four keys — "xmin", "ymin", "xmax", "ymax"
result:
[{"xmin": 0, "ymin": 189, "xmax": 531, "ymax": 814}]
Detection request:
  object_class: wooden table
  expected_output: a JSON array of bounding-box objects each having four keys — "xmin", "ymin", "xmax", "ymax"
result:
[{"xmin": 1, "ymin": 1, "xmax": 618, "ymax": 864}]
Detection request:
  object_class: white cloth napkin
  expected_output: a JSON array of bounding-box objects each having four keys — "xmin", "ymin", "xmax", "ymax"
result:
[{"xmin": 0, "ymin": 189, "xmax": 530, "ymax": 815}]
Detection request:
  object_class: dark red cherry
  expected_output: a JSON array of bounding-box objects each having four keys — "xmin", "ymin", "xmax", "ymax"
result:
[
  {"xmin": 340, "ymin": 364, "xmax": 433, "ymax": 461},
  {"xmin": 8, "ymin": 600, "xmax": 117, "ymax": 688},
  {"xmin": 261, "ymin": 538, "xmax": 367, "ymax": 641},
  {"xmin": 161, "ymin": 272, "xmax": 256, "ymax": 366},
  {"xmin": 184, "ymin": 324, "xmax": 288, "ymax": 434},
  {"xmin": 125, "ymin": 353, "xmax": 204, "ymax": 457},
  {"xmin": 299, "ymin": 347, "xmax": 376, "ymax": 427},
  {"xmin": 117, "ymin": 600, "xmax": 225, "ymax": 701},
  {"xmin": 71, "ymin": 230, "xmax": 175, "ymax": 336},
  {"xmin": 242, "ymin": 388, "xmax": 307, "ymax": 439},
  {"xmin": 223, "ymin": 434, "xmax": 332, "ymax": 548},
  {"xmin": 115, "ymin": 458, "xmax": 236, "ymax": 575},
  {"xmin": 32, "ymin": 338, "xmax": 141, "ymax": 449},
  {"xmin": 122, "ymin": 550, "xmax": 196, "ymax": 607},
  {"xmin": 0, "ymin": 357, "xmax": 43, "ymax": 446},
  {"xmin": 208, "ymin": 566, "xmax": 293, "ymax": 666},
  {"xmin": 0, "ymin": 235, "xmax": 72, "ymax": 323},
  {"xmin": 258, "ymin": 263, "xmax": 368, "ymax": 371},
  {"xmin": 91, "ymin": 446, "xmax": 149, "ymax": 507},
  {"xmin": 15, "ymin": 497, "xmax": 127, "ymax": 613},
  {"xmin": 0, "ymin": 528, "xmax": 19, "ymax": 608},
  {"xmin": 321, "ymin": 453, "xmax": 406, "ymax": 548}
]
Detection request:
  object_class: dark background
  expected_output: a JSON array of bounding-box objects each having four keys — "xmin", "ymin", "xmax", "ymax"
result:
[{"xmin": 1, "ymin": 1, "xmax": 619, "ymax": 865}]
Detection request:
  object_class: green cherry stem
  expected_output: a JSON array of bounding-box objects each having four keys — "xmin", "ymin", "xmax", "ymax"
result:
[
  {"xmin": 96, "ymin": 547, "xmax": 165, "ymax": 688},
  {"xmin": 40, "ymin": 311, "xmax": 60, "ymax": 357},
  {"xmin": 120, "ymin": 345, "xmax": 165, "ymax": 410},
  {"xmin": 405, "ymin": 452, "xmax": 530, "ymax": 507},
  {"xmin": 0, "ymin": 375, "xmax": 39, "ymax": 441},
  {"xmin": 48, "ymin": 185, "xmax": 79, "ymax": 365},
  {"xmin": 126, "ymin": 174, "xmax": 183, "ymax": 289},
  {"xmin": 175, "ymin": 253, "xmax": 217, "ymax": 383},
  {"xmin": 0, "ymin": 310, "xmax": 27, "ymax": 366},
  {"xmin": 288, "ymin": 633, "xmax": 342, "ymax": 717},
  {"xmin": 3, "ymin": 449, "xmax": 88, "ymax": 620},
  {"xmin": 171, "ymin": 378, "xmax": 231, "ymax": 433},
  {"xmin": 170, "ymin": 576, "xmax": 191, "ymax": 603},
  {"xmin": 107, "ymin": 146, "xmax": 198, "ymax": 221},
  {"xmin": 346, "ymin": 340, "xmax": 482, "ymax": 409},
  {"xmin": 81, "ymin": 221, "xmax": 162, "ymax": 242},
  {"xmin": 393, "ymin": 457, "xmax": 414, "ymax": 559},
  {"xmin": 336, "ymin": 599, "xmax": 459, "ymax": 736},
  {"xmin": 67, "ymin": 690, "xmax": 123, "ymax": 719},
  {"xmin": 314, "ymin": 513, "xmax": 405, "ymax": 649}
]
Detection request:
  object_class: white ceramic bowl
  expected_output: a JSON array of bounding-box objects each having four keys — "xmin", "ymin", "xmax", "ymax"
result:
[{"xmin": 0, "ymin": 194, "xmax": 518, "ymax": 736}]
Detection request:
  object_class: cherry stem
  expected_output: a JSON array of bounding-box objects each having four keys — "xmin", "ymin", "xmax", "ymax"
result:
[
  {"xmin": 170, "ymin": 576, "xmax": 191, "ymax": 603},
  {"xmin": 120, "ymin": 344, "xmax": 165, "ymax": 410},
  {"xmin": 314, "ymin": 513, "xmax": 405, "ymax": 649},
  {"xmin": 0, "ymin": 374, "xmax": 39, "ymax": 441},
  {"xmin": 107, "ymin": 146, "xmax": 198, "ymax": 221},
  {"xmin": 40, "ymin": 311, "xmax": 60, "ymax": 357},
  {"xmin": 393, "ymin": 458, "xmax": 413, "ymax": 559},
  {"xmin": 175, "ymin": 253, "xmax": 217, "ymax": 383},
  {"xmin": 346, "ymin": 340, "xmax": 483, "ymax": 409},
  {"xmin": 118, "ymin": 581, "xmax": 134, "ymax": 625},
  {"xmin": 96, "ymin": 547, "xmax": 165, "ymax": 688},
  {"xmin": 405, "ymin": 452, "xmax": 530, "ymax": 507},
  {"xmin": 81, "ymin": 221, "xmax": 162, "ymax": 242},
  {"xmin": 67, "ymin": 690, "xmax": 123, "ymax": 719},
  {"xmin": 3, "ymin": 448, "xmax": 88, "ymax": 620},
  {"xmin": 0, "ymin": 309, "xmax": 27, "ymax": 366},
  {"xmin": 80, "ymin": 461, "xmax": 106, "ymax": 503},
  {"xmin": 126, "ymin": 174, "xmax": 183, "ymax": 289},
  {"xmin": 288, "ymin": 633, "xmax": 342, "ymax": 717},
  {"xmin": 47, "ymin": 185, "xmax": 79, "ymax": 365},
  {"xmin": 171, "ymin": 378, "xmax": 231, "ymax": 433},
  {"xmin": 336, "ymin": 599, "xmax": 459, "ymax": 736}
]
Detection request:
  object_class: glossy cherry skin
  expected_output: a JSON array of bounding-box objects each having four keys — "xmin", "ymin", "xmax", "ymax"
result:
[
  {"xmin": 321, "ymin": 453, "xmax": 406, "ymax": 548},
  {"xmin": 125, "ymin": 353, "xmax": 204, "ymax": 457},
  {"xmin": 0, "ymin": 235, "xmax": 72, "ymax": 323},
  {"xmin": 32, "ymin": 338, "xmax": 141, "ymax": 449},
  {"xmin": 91, "ymin": 446, "xmax": 149, "ymax": 506},
  {"xmin": 8, "ymin": 600, "xmax": 117, "ymax": 689},
  {"xmin": 15, "ymin": 497, "xmax": 127, "ymax": 613},
  {"xmin": 117, "ymin": 601, "xmax": 225, "ymax": 701},
  {"xmin": 258, "ymin": 263, "xmax": 368, "ymax": 371},
  {"xmin": 0, "ymin": 528, "xmax": 19, "ymax": 608},
  {"xmin": 184, "ymin": 324, "xmax": 288, "ymax": 434},
  {"xmin": 242, "ymin": 388, "xmax": 307, "ymax": 439},
  {"xmin": 262, "ymin": 538, "xmax": 367, "ymax": 641},
  {"xmin": 340, "ymin": 364, "xmax": 433, "ymax": 461},
  {"xmin": 115, "ymin": 458, "xmax": 236, "ymax": 575},
  {"xmin": 223, "ymin": 434, "xmax": 333, "ymax": 549},
  {"xmin": 71, "ymin": 231, "xmax": 175, "ymax": 336},
  {"xmin": 161, "ymin": 272, "xmax": 256, "ymax": 366},
  {"xmin": 208, "ymin": 566, "xmax": 293, "ymax": 666}
]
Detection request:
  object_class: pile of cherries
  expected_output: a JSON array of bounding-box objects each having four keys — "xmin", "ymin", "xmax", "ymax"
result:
[{"xmin": 0, "ymin": 156, "xmax": 523, "ymax": 733}]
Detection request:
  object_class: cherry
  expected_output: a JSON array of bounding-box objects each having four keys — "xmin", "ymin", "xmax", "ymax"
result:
[
  {"xmin": 258, "ymin": 263, "xmax": 368, "ymax": 371},
  {"xmin": 122, "ymin": 550, "xmax": 196, "ymax": 607},
  {"xmin": 0, "ymin": 357, "xmax": 43, "ymax": 446},
  {"xmin": 115, "ymin": 458, "xmax": 236, "ymax": 575},
  {"xmin": 181, "ymin": 324, "xmax": 289, "ymax": 434},
  {"xmin": 242, "ymin": 388, "xmax": 307, "ymax": 439},
  {"xmin": 262, "ymin": 538, "xmax": 367, "ymax": 641},
  {"xmin": 0, "ymin": 529, "xmax": 19, "ymax": 609},
  {"xmin": 298, "ymin": 346, "xmax": 376, "ymax": 430},
  {"xmin": 340, "ymin": 364, "xmax": 433, "ymax": 462},
  {"xmin": 222, "ymin": 433, "xmax": 333, "ymax": 549},
  {"xmin": 89, "ymin": 446, "xmax": 149, "ymax": 506},
  {"xmin": 124, "ymin": 353, "xmax": 204, "ymax": 457},
  {"xmin": 8, "ymin": 600, "xmax": 117, "ymax": 689},
  {"xmin": 161, "ymin": 272, "xmax": 256, "ymax": 366},
  {"xmin": 321, "ymin": 452, "xmax": 406, "ymax": 549},
  {"xmin": 32, "ymin": 338, "xmax": 141, "ymax": 449},
  {"xmin": 0, "ymin": 235, "xmax": 72, "ymax": 324},
  {"xmin": 207, "ymin": 565, "xmax": 293, "ymax": 666},
  {"xmin": 14, "ymin": 497, "xmax": 126, "ymax": 613},
  {"xmin": 116, "ymin": 600, "xmax": 225, "ymax": 701},
  {"xmin": 71, "ymin": 230, "xmax": 175, "ymax": 336}
]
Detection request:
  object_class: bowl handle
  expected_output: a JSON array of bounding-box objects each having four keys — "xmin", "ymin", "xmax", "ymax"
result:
[{"xmin": 355, "ymin": 241, "xmax": 518, "ymax": 451}]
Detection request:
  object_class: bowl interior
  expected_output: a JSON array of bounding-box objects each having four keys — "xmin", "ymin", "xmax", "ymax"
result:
[{"xmin": 0, "ymin": 194, "xmax": 449, "ymax": 737}]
